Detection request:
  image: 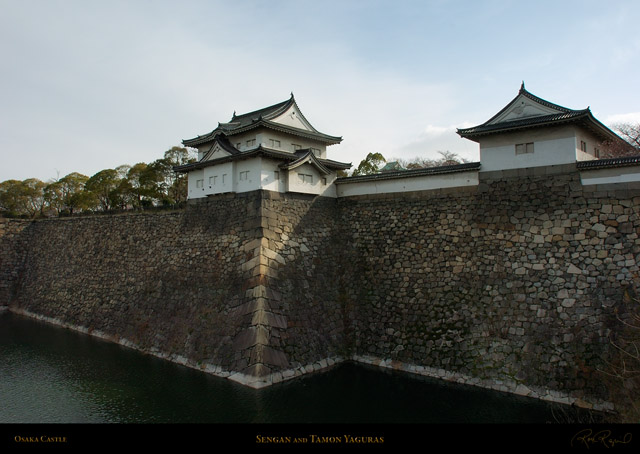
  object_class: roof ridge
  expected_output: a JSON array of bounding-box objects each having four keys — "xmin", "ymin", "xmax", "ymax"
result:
[
  {"xmin": 457, "ymin": 110, "xmax": 590, "ymax": 135},
  {"xmin": 518, "ymin": 85, "xmax": 577, "ymax": 114},
  {"xmin": 478, "ymin": 84, "xmax": 580, "ymax": 127},
  {"xmin": 231, "ymin": 95, "xmax": 294, "ymax": 122}
]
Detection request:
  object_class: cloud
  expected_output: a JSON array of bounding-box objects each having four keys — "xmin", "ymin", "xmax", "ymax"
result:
[{"xmin": 604, "ymin": 113, "xmax": 640, "ymax": 126}]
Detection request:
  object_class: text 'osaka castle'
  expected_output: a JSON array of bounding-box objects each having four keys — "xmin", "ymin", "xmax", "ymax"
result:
[{"xmin": 175, "ymin": 94, "xmax": 352, "ymax": 199}]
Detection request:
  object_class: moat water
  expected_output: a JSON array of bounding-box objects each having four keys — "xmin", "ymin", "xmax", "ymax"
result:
[{"xmin": 0, "ymin": 311, "xmax": 564, "ymax": 424}]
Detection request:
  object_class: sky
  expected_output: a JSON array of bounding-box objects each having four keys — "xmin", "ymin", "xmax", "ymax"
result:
[{"xmin": 1, "ymin": 0, "xmax": 639, "ymax": 182}]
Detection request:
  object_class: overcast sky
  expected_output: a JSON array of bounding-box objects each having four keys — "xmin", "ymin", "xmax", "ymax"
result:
[{"xmin": 1, "ymin": 0, "xmax": 639, "ymax": 182}]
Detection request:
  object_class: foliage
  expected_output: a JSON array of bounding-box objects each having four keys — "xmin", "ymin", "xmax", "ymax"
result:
[
  {"xmin": 85, "ymin": 169, "xmax": 121, "ymax": 212},
  {"xmin": 0, "ymin": 179, "xmax": 46, "ymax": 217},
  {"xmin": 1, "ymin": 146, "xmax": 197, "ymax": 217},
  {"xmin": 351, "ymin": 152, "xmax": 386, "ymax": 176}
]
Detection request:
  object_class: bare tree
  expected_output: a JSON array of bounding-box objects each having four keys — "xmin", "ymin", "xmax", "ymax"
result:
[
  {"xmin": 390, "ymin": 151, "xmax": 469, "ymax": 170},
  {"xmin": 601, "ymin": 122, "xmax": 640, "ymax": 158},
  {"xmin": 614, "ymin": 122, "xmax": 640, "ymax": 149}
]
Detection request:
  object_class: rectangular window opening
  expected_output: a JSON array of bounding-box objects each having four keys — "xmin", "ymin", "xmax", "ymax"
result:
[{"xmin": 515, "ymin": 142, "xmax": 534, "ymax": 155}]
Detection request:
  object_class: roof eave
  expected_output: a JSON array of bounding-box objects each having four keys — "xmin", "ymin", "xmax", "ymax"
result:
[
  {"xmin": 173, "ymin": 146, "xmax": 351, "ymax": 173},
  {"xmin": 336, "ymin": 162, "xmax": 481, "ymax": 184},
  {"xmin": 458, "ymin": 110, "xmax": 624, "ymax": 145},
  {"xmin": 182, "ymin": 120, "xmax": 341, "ymax": 148}
]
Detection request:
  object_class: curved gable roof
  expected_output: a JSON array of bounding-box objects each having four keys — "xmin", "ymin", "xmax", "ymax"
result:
[
  {"xmin": 457, "ymin": 83, "xmax": 621, "ymax": 144},
  {"xmin": 183, "ymin": 94, "xmax": 342, "ymax": 147}
]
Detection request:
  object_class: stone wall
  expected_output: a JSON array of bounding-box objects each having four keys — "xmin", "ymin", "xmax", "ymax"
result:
[
  {"xmin": 1, "ymin": 166, "xmax": 638, "ymax": 408},
  {"xmin": 4, "ymin": 194, "xmax": 263, "ymax": 380},
  {"xmin": 337, "ymin": 165, "xmax": 639, "ymax": 407},
  {"xmin": 0, "ymin": 191, "xmax": 347, "ymax": 388},
  {"xmin": 0, "ymin": 219, "xmax": 32, "ymax": 308}
]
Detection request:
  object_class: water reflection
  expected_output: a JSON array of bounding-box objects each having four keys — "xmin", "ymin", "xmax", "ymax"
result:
[{"xmin": 0, "ymin": 311, "xmax": 562, "ymax": 423}]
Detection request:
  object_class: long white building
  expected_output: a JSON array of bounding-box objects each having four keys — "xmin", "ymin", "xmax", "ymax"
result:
[{"xmin": 177, "ymin": 85, "xmax": 637, "ymax": 199}]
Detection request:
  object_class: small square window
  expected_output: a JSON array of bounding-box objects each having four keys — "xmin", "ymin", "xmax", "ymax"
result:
[
  {"xmin": 580, "ymin": 141, "xmax": 587, "ymax": 153},
  {"xmin": 515, "ymin": 142, "xmax": 534, "ymax": 155},
  {"xmin": 298, "ymin": 173, "xmax": 313, "ymax": 183}
]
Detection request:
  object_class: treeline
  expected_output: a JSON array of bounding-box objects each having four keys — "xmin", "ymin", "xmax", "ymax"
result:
[
  {"xmin": 0, "ymin": 146, "xmax": 195, "ymax": 218},
  {"xmin": 349, "ymin": 150, "xmax": 469, "ymax": 177}
]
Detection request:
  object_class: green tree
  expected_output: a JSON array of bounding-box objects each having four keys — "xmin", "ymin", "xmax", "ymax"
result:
[
  {"xmin": 352, "ymin": 152, "xmax": 386, "ymax": 176},
  {"xmin": 0, "ymin": 180, "xmax": 26, "ymax": 216},
  {"xmin": 160, "ymin": 146, "xmax": 196, "ymax": 204},
  {"xmin": 122, "ymin": 163, "xmax": 164, "ymax": 210},
  {"xmin": 0, "ymin": 178, "xmax": 47, "ymax": 217},
  {"xmin": 21, "ymin": 178, "xmax": 47, "ymax": 216},
  {"xmin": 44, "ymin": 173, "xmax": 90, "ymax": 215},
  {"xmin": 85, "ymin": 169, "xmax": 121, "ymax": 211}
]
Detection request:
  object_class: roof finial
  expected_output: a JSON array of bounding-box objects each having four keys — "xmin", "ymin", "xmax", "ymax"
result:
[
  {"xmin": 290, "ymin": 91, "xmax": 294, "ymax": 99},
  {"xmin": 520, "ymin": 81, "xmax": 526, "ymax": 91}
]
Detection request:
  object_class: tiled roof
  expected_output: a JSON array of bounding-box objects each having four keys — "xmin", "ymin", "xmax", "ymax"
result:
[
  {"xmin": 457, "ymin": 110, "xmax": 590, "ymax": 136},
  {"xmin": 457, "ymin": 84, "xmax": 621, "ymax": 143},
  {"xmin": 183, "ymin": 94, "xmax": 342, "ymax": 147},
  {"xmin": 336, "ymin": 162, "xmax": 481, "ymax": 184},
  {"xmin": 173, "ymin": 146, "xmax": 351, "ymax": 173},
  {"xmin": 199, "ymin": 135, "xmax": 240, "ymax": 161},
  {"xmin": 577, "ymin": 155, "xmax": 640, "ymax": 170},
  {"xmin": 380, "ymin": 161, "xmax": 405, "ymax": 172},
  {"xmin": 279, "ymin": 150, "xmax": 332, "ymax": 175}
]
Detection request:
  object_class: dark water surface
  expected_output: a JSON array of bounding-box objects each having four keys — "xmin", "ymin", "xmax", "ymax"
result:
[{"xmin": 0, "ymin": 311, "xmax": 562, "ymax": 424}]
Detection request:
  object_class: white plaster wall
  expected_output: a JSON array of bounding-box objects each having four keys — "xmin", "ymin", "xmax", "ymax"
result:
[
  {"xmin": 223, "ymin": 132, "xmax": 259, "ymax": 152},
  {"xmin": 575, "ymin": 129, "xmax": 603, "ymax": 161},
  {"xmin": 187, "ymin": 169, "xmax": 206, "ymax": 199},
  {"xmin": 271, "ymin": 104, "xmax": 313, "ymax": 130},
  {"xmin": 259, "ymin": 159, "xmax": 286, "ymax": 192},
  {"xmin": 580, "ymin": 166, "xmax": 640, "ymax": 186},
  {"xmin": 286, "ymin": 163, "xmax": 337, "ymax": 197},
  {"xmin": 258, "ymin": 129, "xmax": 327, "ymax": 156},
  {"xmin": 203, "ymin": 161, "xmax": 234, "ymax": 196},
  {"xmin": 479, "ymin": 126, "xmax": 580, "ymax": 172},
  {"xmin": 234, "ymin": 158, "xmax": 262, "ymax": 193},
  {"xmin": 193, "ymin": 129, "xmax": 329, "ymax": 156},
  {"xmin": 336, "ymin": 171, "xmax": 479, "ymax": 197}
]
